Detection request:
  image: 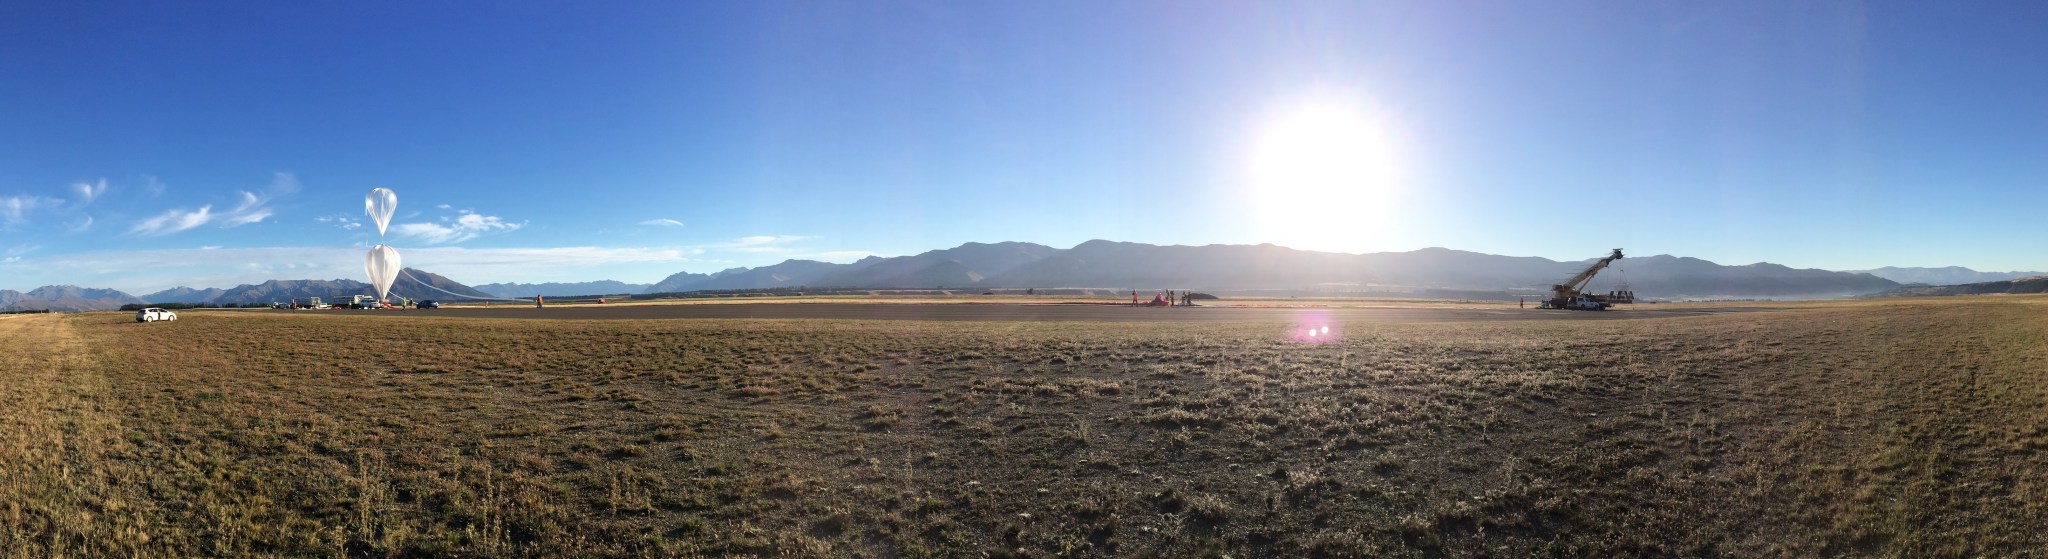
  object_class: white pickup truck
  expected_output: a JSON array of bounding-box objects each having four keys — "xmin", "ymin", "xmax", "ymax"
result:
[{"xmin": 135, "ymin": 308, "xmax": 178, "ymax": 322}]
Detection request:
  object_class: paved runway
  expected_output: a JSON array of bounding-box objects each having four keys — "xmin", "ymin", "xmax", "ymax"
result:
[{"xmin": 407, "ymin": 303, "xmax": 1777, "ymax": 323}]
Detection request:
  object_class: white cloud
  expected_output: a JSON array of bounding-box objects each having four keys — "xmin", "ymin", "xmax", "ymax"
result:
[
  {"xmin": 67, "ymin": 216, "xmax": 94, "ymax": 233},
  {"xmin": 317, "ymin": 214, "xmax": 364, "ymax": 230},
  {"xmin": 394, "ymin": 212, "xmax": 524, "ymax": 244},
  {"xmin": 267, "ymin": 172, "xmax": 300, "ymax": 195},
  {"xmin": 72, "ymin": 179, "xmax": 108, "ymax": 203},
  {"xmin": 1, "ymin": 195, "xmax": 59, "ymax": 224},
  {"xmin": 140, "ymin": 175, "xmax": 166, "ymax": 197},
  {"xmin": 734, "ymin": 235, "xmax": 811, "ymax": 246},
  {"xmin": 218, "ymin": 191, "xmax": 272, "ymax": 226},
  {"xmin": 126, "ymin": 174, "xmax": 288, "ymax": 236},
  {"xmin": 640, "ymin": 218, "xmax": 686, "ymax": 228},
  {"xmin": 221, "ymin": 208, "xmax": 273, "ymax": 227},
  {"xmin": 132, "ymin": 205, "xmax": 214, "ymax": 236},
  {"xmin": 723, "ymin": 235, "xmax": 815, "ymax": 253},
  {"xmin": 436, "ymin": 204, "xmax": 451, "ymax": 210}
]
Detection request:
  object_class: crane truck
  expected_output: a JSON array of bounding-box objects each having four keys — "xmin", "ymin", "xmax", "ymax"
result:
[{"xmin": 1540, "ymin": 248, "xmax": 1635, "ymax": 310}]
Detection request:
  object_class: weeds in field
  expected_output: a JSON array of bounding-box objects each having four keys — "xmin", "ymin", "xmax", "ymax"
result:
[{"xmin": 0, "ymin": 298, "xmax": 2045, "ymax": 557}]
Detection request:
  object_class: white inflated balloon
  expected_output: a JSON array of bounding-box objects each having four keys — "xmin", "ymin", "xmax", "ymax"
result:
[
  {"xmin": 365, "ymin": 244, "xmax": 401, "ymax": 301},
  {"xmin": 365, "ymin": 188, "xmax": 397, "ymax": 237}
]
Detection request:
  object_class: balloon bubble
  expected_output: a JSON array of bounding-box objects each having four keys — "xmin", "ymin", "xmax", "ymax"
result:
[
  {"xmin": 365, "ymin": 244, "xmax": 401, "ymax": 301},
  {"xmin": 365, "ymin": 188, "xmax": 398, "ymax": 236}
]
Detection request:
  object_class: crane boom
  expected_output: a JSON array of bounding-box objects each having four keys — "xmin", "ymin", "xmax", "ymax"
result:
[
  {"xmin": 1552, "ymin": 248, "xmax": 1624, "ymax": 299},
  {"xmin": 1539, "ymin": 249, "xmax": 1625, "ymax": 310}
]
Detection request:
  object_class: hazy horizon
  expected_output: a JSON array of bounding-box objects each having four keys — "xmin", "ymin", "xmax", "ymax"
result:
[{"xmin": 9, "ymin": 239, "xmax": 2043, "ymax": 297}]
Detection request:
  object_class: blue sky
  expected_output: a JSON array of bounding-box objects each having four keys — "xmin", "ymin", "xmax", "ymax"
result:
[{"xmin": 3, "ymin": 1, "xmax": 2046, "ymax": 293}]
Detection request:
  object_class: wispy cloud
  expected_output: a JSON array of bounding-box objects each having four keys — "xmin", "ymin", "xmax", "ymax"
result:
[
  {"xmin": 735, "ymin": 235, "xmax": 811, "ymax": 246},
  {"xmin": 267, "ymin": 172, "xmax": 300, "ymax": 195},
  {"xmin": 722, "ymin": 235, "xmax": 816, "ymax": 253},
  {"xmin": 127, "ymin": 173, "xmax": 289, "ymax": 236},
  {"xmin": 394, "ymin": 211, "xmax": 524, "ymax": 244},
  {"xmin": 132, "ymin": 205, "xmax": 215, "ymax": 236},
  {"xmin": 140, "ymin": 175, "xmax": 166, "ymax": 197},
  {"xmin": 1, "ymin": 195, "xmax": 59, "ymax": 225},
  {"xmin": 316, "ymin": 214, "xmax": 363, "ymax": 230},
  {"xmin": 71, "ymin": 178, "xmax": 108, "ymax": 203},
  {"xmin": 640, "ymin": 218, "xmax": 686, "ymax": 228},
  {"xmin": 67, "ymin": 216, "xmax": 94, "ymax": 233},
  {"xmin": 218, "ymin": 191, "xmax": 272, "ymax": 226}
]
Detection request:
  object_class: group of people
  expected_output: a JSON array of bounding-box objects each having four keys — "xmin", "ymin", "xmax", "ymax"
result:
[{"xmin": 1131, "ymin": 289, "xmax": 1198, "ymax": 307}]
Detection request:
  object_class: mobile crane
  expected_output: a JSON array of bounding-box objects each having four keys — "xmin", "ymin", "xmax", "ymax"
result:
[{"xmin": 1540, "ymin": 248, "xmax": 1635, "ymax": 310}]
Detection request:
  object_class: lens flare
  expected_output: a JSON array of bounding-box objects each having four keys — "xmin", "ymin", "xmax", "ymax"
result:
[{"xmin": 1287, "ymin": 311, "xmax": 1342, "ymax": 344}]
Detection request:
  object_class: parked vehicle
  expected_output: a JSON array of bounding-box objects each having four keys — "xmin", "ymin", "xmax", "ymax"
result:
[
  {"xmin": 135, "ymin": 308, "xmax": 177, "ymax": 322},
  {"xmin": 417, "ymin": 300, "xmax": 440, "ymax": 309}
]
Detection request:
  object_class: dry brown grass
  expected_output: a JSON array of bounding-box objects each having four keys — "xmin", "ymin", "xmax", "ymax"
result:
[{"xmin": 4, "ymin": 297, "xmax": 2047, "ymax": 557}]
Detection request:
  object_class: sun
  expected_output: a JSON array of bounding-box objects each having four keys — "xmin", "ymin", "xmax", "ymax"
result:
[{"xmin": 1244, "ymin": 99, "xmax": 1405, "ymax": 251}]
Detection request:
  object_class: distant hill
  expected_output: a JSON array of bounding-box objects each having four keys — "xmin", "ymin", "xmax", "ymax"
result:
[
  {"xmin": 685, "ymin": 260, "xmax": 854, "ymax": 292},
  {"xmin": 204, "ymin": 268, "xmax": 493, "ymax": 305},
  {"xmin": 141, "ymin": 286, "xmax": 227, "ymax": 304},
  {"xmin": 645, "ymin": 267, "xmax": 746, "ymax": 294},
  {"xmin": 475, "ymin": 280, "xmax": 651, "ymax": 298},
  {"xmin": 11, "ymin": 241, "xmax": 1926, "ymax": 309},
  {"xmin": 1849, "ymin": 266, "xmax": 2048, "ymax": 286},
  {"xmin": 817, "ymin": 242, "xmax": 1059, "ymax": 288},
  {"xmin": 1873, "ymin": 276, "xmax": 2048, "ymax": 297},
  {"xmin": 625, "ymin": 241, "xmax": 1903, "ymax": 300},
  {"xmin": 988, "ymin": 240, "xmax": 1368, "ymax": 290},
  {"xmin": 0, "ymin": 285, "xmax": 146, "ymax": 312},
  {"xmin": 1612, "ymin": 255, "xmax": 1900, "ymax": 299}
]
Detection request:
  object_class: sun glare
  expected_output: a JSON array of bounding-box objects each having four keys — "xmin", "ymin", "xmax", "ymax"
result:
[{"xmin": 1245, "ymin": 98, "xmax": 1405, "ymax": 251}]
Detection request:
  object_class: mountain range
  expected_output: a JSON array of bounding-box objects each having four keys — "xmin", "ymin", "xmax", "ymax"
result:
[
  {"xmin": 633, "ymin": 241, "xmax": 1900, "ymax": 299},
  {"xmin": 137, "ymin": 268, "xmax": 491, "ymax": 307},
  {"xmin": 0, "ymin": 286, "xmax": 147, "ymax": 312},
  {"xmin": 13, "ymin": 240, "xmax": 2044, "ymax": 312},
  {"xmin": 1874, "ymin": 276, "xmax": 2048, "ymax": 297},
  {"xmin": 473, "ymin": 280, "xmax": 652, "ymax": 298},
  {"xmin": 1848, "ymin": 266, "xmax": 2048, "ymax": 286}
]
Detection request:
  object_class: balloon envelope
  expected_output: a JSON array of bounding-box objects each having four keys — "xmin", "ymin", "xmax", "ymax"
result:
[
  {"xmin": 365, "ymin": 188, "xmax": 397, "ymax": 237},
  {"xmin": 365, "ymin": 244, "xmax": 401, "ymax": 301}
]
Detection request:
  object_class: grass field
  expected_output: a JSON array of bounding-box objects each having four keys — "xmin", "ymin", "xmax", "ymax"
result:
[{"xmin": 5, "ymin": 297, "xmax": 2048, "ymax": 557}]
